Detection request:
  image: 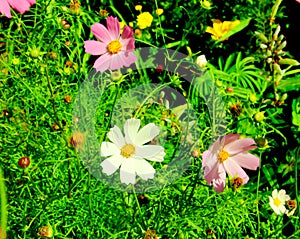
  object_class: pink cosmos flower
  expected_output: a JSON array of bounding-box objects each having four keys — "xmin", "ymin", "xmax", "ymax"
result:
[
  {"xmin": 202, "ymin": 134, "xmax": 260, "ymax": 193},
  {"xmin": 84, "ymin": 16, "xmax": 137, "ymax": 72},
  {"xmin": 0, "ymin": 0, "xmax": 36, "ymax": 18}
]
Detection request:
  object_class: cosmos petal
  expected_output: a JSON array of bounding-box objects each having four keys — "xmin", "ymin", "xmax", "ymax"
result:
[
  {"xmin": 100, "ymin": 141, "xmax": 120, "ymax": 157},
  {"xmin": 120, "ymin": 158, "xmax": 137, "ymax": 184},
  {"xmin": 124, "ymin": 118, "xmax": 140, "ymax": 144},
  {"xmin": 107, "ymin": 125, "xmax": 125, "ymax": 148},
  {"xmin": 101, "ymin": 154, "xmax": 123, "ymax": 176}
]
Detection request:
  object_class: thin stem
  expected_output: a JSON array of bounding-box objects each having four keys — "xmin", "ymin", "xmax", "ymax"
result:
[{"xmin": 0, "ymin": 167, "xmax": 7, "ymax": 239}]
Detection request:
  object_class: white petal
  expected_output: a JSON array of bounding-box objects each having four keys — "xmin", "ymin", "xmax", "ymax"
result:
[
  {"xmin": 107, "ymin": 125, "xmax": 125, "ymax": 148},
  {"xmin": 134, "ymin": 123, "xmax": 160, "ymax": 146},
  {"xmin": 120, "ymin": 158, "xmax": 137, "ymax": 184},
  {"xmin": 100, "ymin": 141, "xmax": 120, "ymax": 157},
  {"xmin": 136, "ymin": 145, "xmax": 165, "ymax": 162},
  {"xmin": 124, "ymin": 118, "xmax": 140, "ymax": 144},
  {"xmin": 100, "ymin": 155, "xmax": 123, "ymax": 175},
  {"xmin": 135, "ymin": 159, "xmax": 155, "ymax": 180}
]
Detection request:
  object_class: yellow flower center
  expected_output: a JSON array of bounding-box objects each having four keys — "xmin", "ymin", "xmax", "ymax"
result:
[
  {"xmin": 274, "ymin": 197, "xmax": 281, "ymax": 207},
  {"xmin": 218, "ymin": 149, "xmax": 229, "ymax": 162},
  {"xmin": 107, "ymin": 40, "xmax": 122, "ymax": 54},
  {"xmin": 120, "ymin": 143, "xmax": 135, "ymax": 158}
]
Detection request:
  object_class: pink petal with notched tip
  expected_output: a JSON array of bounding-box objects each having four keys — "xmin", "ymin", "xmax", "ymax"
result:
[
  {"xmin": 109, "ymin": 54, "xmax": 128, "ymax": 71},
  {"xmin": 223, "ymin": 134, "xmax": 241, "ymax": 145},
  {"xmin": 122, "ymin": 52, "xmax": 137, "ymax": 67},
  {"xmin": 0, "ymin": 0, "xmax": 11, "ymax": 18},
  {"xmin": 84, "ymin": 40, "xmax": 107, "ymax": 55},
  {"xmin": 224, "ymin": 138, "xmax": 257, "ymax": 155},
  {"xmin": 93, "ymin": 53, "xmax": 112, "ymax": 72},
  {"xmin": 8, "ymin": 0, "xmax": 30, "ymax": 14},
  {"xmin": 213, "ymin": 173, "xmax": 226, "ymax": 193},
  {"xmin": 106, "ymin": 16, "xmax": 120, "ymax": 39},
  {"xmin": 121, "ymin": 26, "xmax": 134, "ymax": 39},
  {"xmin": 223, "ymin": 159, "xmax": 249, "ymax": 184},
  {"xmin": 91, "ymin": 23, "xmax": 112, "ymax": 43},
  {"xmin": 26, "ymin": 0, "xmax": 36, "ymax": 4},
  {"xmin": 230, "ymin": 152, "xmax": 260, "ymax": 170},
  {"xmin": 203, "ymin": 161, "xmax": 221, "ymax": 185}
]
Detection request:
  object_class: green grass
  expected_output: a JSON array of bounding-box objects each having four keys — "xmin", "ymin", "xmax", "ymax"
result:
[{"xmin": 0, "ymin": 0, "xmax": 299, "ymax": 238}]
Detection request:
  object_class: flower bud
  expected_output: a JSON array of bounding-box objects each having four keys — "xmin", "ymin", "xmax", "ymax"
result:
[
  {"xmin": 254, "ymin": 112, "xmax": 264, "ymax": 122},
  {"xmin": 155, "ymin": 8, "xmax": 164, "ymax": 16},
  {"xmin": 196, "ymin": 54, "xmax": 207, "ymax": 69},
  {"xmin": 260, "ymin": 44, "xmax": 268, "ymax": 49},
  {"xmin": 277, "ymin": 41, "xmax": 287, "ymax": 50},
  {"xmin": 255, "ymin": 31, "xmax": 268, "ymax": 44},
  {"xmin": 273, "ymin": 25, "xmax": 281, "ymax": 40},
  {"xmin": 18, "ymin": 156, "xmax": 30, "ymax": 168},
  {"xmin": 70, "ymin": 0, "xmax": 81, "ymax": 15},
  {"xmin": 273, "ymin": 63, "xmax": 282, "ymax": 74},
  {"xmin": 280, "ymin": 93, "xmax": 288, "ymax": 101},
  {"xmin": 192, "ymin": 149, "xmax": 201, "ymax": 158},
  {"xmin": 37, "ymin": 225, "xmax": 53, "ymax": 238},
  {"xmin": 277, "ymin": 34, "xmax": 284, "ymax": 42},
  {"xmin": 279, "ymin": 58, "xmax": 300, "ymax": 66},
  {"xmin": 249, "ymin": 93, "xmax": 257, "ymax": 103},
  {"xmin": 256, "ymin": 137, "xmax": 268, "ymax": 147},
  {"xmin": 30, "ymin": 48, "xmax": 40, "ymax": 58}
]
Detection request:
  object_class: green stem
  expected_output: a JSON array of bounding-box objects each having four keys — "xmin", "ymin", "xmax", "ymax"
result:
[{"xmin": 0, "ymin": 167, "xmax": 7, "ymax": 239}]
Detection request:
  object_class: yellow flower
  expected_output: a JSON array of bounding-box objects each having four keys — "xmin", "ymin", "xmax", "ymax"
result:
[
  {"xmin": 201, "ymin": 0, "xmax": 212, "ymax": 9},
  {"xmin": 155, "ymin": 8, "xmax": 164, "ymax": 16},
  {"xmin": 119, "ymin": 21, "xmax": 126, "ymax": 34},
  {"xmin": 206, "ymin": 19, "xmax": 240, "ymax": 40},
  {"xmin": 135, "ymin": 5, "xmax": 142, "ymax": 11},
  {"xmin": 137, "ymin": 12, "xmax": 153, "ymax": 29}
]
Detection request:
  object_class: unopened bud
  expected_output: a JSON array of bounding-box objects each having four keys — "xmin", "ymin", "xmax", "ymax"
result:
[
  {"xmin": 281, "ymin": 93, "xmax": 288, "ymax": 101},
  {"xmin": 273, "ymin": 25, "xmax": 281, "ymax": 39},
  {"xmin": 273, "ymin": 63, "xmax": 282, "ymax": 73},
  {"xmin": 277, "ymin": 34, "xmax": 284, "ymax": 43},
  {"xmin": 255, "ymin": 31, "xmax": 268, "ymax": 43},
  {"xmin": 254, "ymin": 112, "xmax": 264, "ymax": 122},
  {"xmin": 277, "ymin": 41, "xmax": 287, "ymax": 50},
  {"xmin": 260, "ymin": 44, "xmax": 268, "ymax": 49},
  {"xmin": 279, "ymin": 58, "xmax": 300, "ymax": 66}
]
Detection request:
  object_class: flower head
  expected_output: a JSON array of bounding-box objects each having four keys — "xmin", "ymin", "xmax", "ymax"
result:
[
  {"xmin": 0, "ymin": 0, "xmax": 36, "ymax": 18},
  {"xmin": 137, "ymin": 12, "xmax": 153, "ymax": 29},
  {"xmin": 269, "ymin": 189, "xmax": 290, "ymax": 215},
  {"xmin": 155, "ymin": 8, "xmax": 164, "ymax": 16},
  {"xmin": 202, "ymin": 134, "xmax": 259, "ymax": 193},
  {"xmin": 100, "ymin": 118, "xmax": 165, "ymax": 185},
  {"xmin": 206, "ymin": 19, "xmax": 240, "ymax": 40},
  {"xmin": 196, "ymin": 54, "xmax": 207, "ymax": 69},
  {"xmin": 84, "ymin": 16, "xmax": 137, "ymax": 72}
]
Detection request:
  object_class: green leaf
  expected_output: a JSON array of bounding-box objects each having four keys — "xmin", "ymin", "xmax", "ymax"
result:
[
  {"xmin": 216, "ymin": 18, "xmax": 251, "ymax": 42},
  {"xmin": 277, "ymin": 77, "xmax": 300, "ymax": 91}
]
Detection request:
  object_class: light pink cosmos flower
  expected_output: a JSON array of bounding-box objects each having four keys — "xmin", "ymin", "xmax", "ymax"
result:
[
  {"xmin": 84, "ymin": 16, "xmax": 137, "ymax": 72},
  {"xmin": 0, "ymin": 0, "xmax": 36, "ymax": 18},
  {"xmin": 202, "ymin": 134, "xmax": 260, "ymax": 193}
]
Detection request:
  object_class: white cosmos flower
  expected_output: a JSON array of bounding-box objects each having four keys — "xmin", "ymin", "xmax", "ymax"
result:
[
  {"xmin": 269, "ymin": 189, "xmax": 290, "ymax": 215},
  {"xmin": 100, "ymin": 118, "xmax": 165, "ymax": 184}
]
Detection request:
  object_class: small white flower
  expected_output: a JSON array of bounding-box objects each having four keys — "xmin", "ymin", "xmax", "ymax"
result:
[
  {"xmin": 269, "ymin": 189, "xmax": 290, "ymax": 215},
  {"xmin": 196, "ymin": 54, "xmax": 207, "ymax": 69},
  {"xmin": 100, "ymin": 118, "xmax": 165, "ymax": 184}
]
